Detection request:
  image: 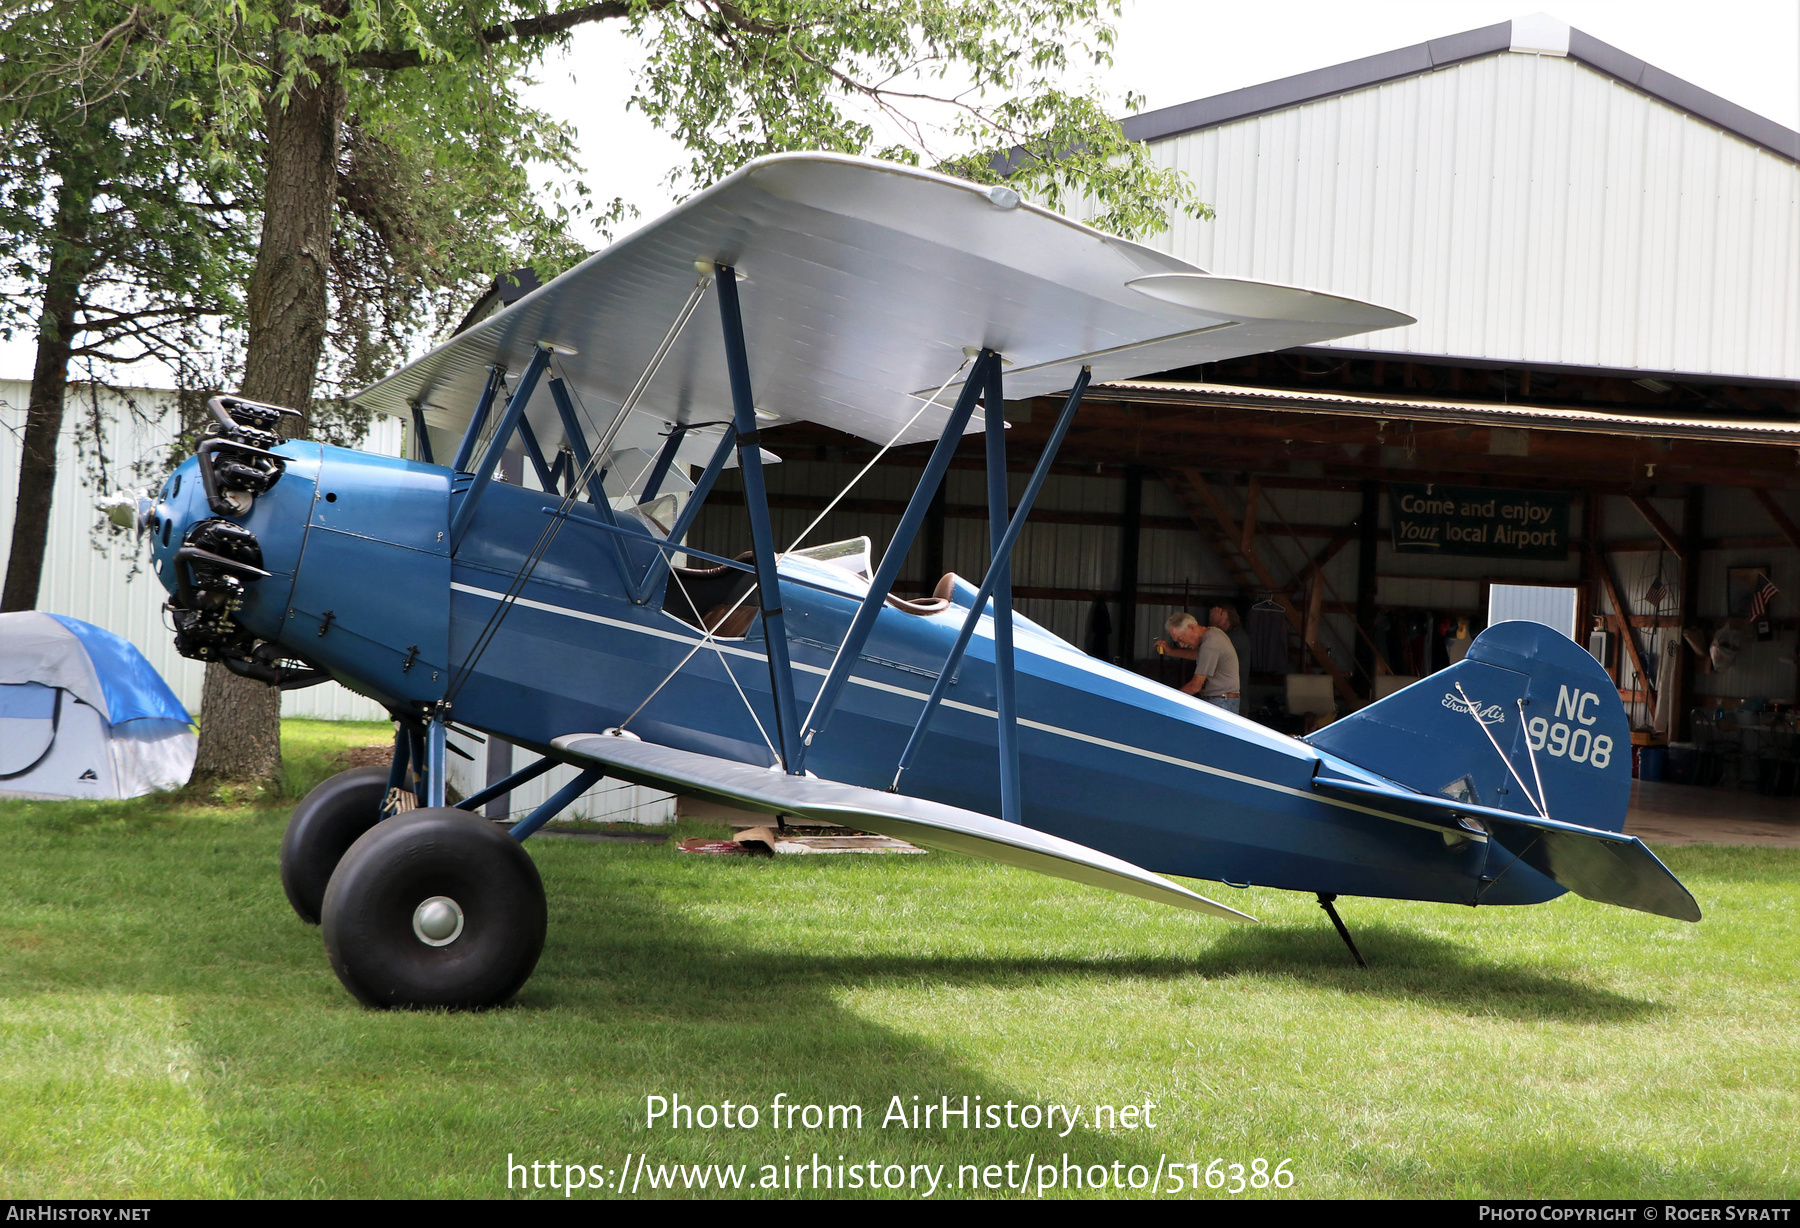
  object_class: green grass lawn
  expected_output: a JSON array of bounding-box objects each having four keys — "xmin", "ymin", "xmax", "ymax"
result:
[{"xmin": 1, "ymin": 719, "xmax": 1796, "ymax": 1199}]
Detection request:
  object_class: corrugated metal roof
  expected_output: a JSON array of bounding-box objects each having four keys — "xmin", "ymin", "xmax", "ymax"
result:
[{"xmin": 1095, "ymin": 379, "xmax": 1800, "ymax": 445}]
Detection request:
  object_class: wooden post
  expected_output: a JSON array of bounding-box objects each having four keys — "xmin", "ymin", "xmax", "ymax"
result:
[
  {"xmin": 1119, "ymin": 465, "xmax": 1143, "ymax": 667},
  {"xmin": 1595, "ymin": 547, "xmax": 1653, "ymax": 720},
  {"xmin": 1305, "ymin": 565, "xmax": 1324, "ymax": 648},
  {"xmin": 1573, "ymin": 495, "xmax": 1590, "ymax": 657},
  {"xmin": 1246, "ymin": 477, "xmax": 1393, "ymax": 680},
  {"xmin": 1677, "ymin": 486, "xmax": 1704, "ymax": 741},
  {"xmin": 1749, "ymin": 488, "xmax": 1800, "ymax": 710},
  {"xmin": 1354, "ymin": 479, "xmax": 1380, "ymax": 696},
  {"xmin": 1582, "ymin": 493, "xmax": 1609, "ymax": 679}
]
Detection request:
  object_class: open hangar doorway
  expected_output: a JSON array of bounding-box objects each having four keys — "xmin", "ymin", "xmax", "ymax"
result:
[{"xmin": 687, "ymin": 352, "xmax": 1800, "ymax": 842}]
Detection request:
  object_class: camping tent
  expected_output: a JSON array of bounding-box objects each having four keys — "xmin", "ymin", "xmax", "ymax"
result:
[{"xmin": 0, "ymin": 612, "xmax": 196, "ymax": 800}]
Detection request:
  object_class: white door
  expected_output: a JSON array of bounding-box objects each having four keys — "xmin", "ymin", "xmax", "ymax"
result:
[{"xmin": 1488, "ymin": 584, "xmax": 1579, "ymax": 642}]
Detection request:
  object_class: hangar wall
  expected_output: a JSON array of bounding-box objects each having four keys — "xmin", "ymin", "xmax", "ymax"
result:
[
  {"xmin": 8, "ymin": 378, "xmax": 1793, "ymax": 806},
  {"xmin": 1120, "ymin": 50, "xmax": 1800, "ymax": 380}
]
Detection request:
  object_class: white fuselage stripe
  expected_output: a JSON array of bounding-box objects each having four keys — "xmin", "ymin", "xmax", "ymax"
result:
[{"xmin": 450, "ymin": 581, "xmax": 1467, "ymax": 838}]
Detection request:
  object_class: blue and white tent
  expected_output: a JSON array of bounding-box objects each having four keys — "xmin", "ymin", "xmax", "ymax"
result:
[{"xmin": 0, "ymin": 612, "xmax": 195, "ymax": 800}]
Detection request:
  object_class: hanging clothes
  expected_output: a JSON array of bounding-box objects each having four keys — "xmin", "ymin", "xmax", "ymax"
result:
[
  {"xmin": 1084, "ymin": 598, "xmax": 1113, "ymax": 661},
  {"xmin": 1248, "ymin": 603, "xmax": 1288, "ymax": 673},
  {"xmin": 1374, "ymin": 611, "xmax": 1402, "ymax": 676}
]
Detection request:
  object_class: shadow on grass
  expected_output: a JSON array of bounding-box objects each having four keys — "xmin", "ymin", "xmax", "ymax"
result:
[
  {"xmin": 1189, "ymin": 920, "xmax": 1660, "ymax": 1023},
  {"xmin": 0, "ymin": 793, "xmax": 257, "ymax": 835},
  {"xmin": 527, "ymin": 877, "xmax": 1658, "ymax": 1029},
  {"xmin": 0, "ymin": 815, "xmax": 1193, "ymax": 1195},
  {"xmin": 0, "ymin": 804, "xmax": 1678, "ymax": 1196}
]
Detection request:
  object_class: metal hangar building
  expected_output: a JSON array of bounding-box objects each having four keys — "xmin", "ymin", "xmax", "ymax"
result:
[{"xmin": 684, "ymin": 13, "xmax": 1799, "ymax": 775}]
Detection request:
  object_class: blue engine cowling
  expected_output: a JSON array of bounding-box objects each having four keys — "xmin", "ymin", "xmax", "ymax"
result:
[{"xmin": 149, "ymin": 441, "xmax": 453, "ymax": 715}]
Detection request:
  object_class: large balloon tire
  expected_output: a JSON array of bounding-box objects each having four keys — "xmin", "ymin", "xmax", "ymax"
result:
[
  {"xmin": 280, "ymin": 765, "xmax": 391, "ymax": 924},
  {"xmin": 320, "ymin": 807, "xmax": 546, "ymax": 1010}
]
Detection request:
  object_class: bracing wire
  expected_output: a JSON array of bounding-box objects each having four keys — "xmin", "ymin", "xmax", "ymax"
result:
[
  {"xmin": 662, "ymin": 562, "xmax": 781, "ymax": 764},
  {"xmin": 1516, "ymin": 697, "xmax": 1552, "ymax": 821},
  {"xmin": 618, "ymin": 357, "xmax": 974, "ymax": 736},
  {"xmin": 786, "ymin": 356, "xmax": 973, "ymax": 557},
  {"xmin": 443, "ymin": 275, "xmax": 712, "ymax": 705},
  {"xmin": 1456, "ymin": 682, "xmax": 1548, "ymax": 819},
  {"xmin": 796, "ymin": 360, "xmax": 971, "ymax": 735}
]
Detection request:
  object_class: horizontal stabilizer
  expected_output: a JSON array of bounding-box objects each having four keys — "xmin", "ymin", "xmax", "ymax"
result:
[
  {"xmin": 1313, "ymin": 773, "xmax": 1699, "ymax": 923},
  {"xmin": 554, "ymin": 732, "xmax": 1255, "ymax": 922},
  {"xmin": 1485, "ymin": 812, "xmax": 1701, "ymax": 922}
]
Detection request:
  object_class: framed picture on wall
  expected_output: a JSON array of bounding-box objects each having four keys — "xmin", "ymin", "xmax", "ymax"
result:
[{"xmin": 1727, "ymin": 566, "xmax": 1773, "ymax": 619}]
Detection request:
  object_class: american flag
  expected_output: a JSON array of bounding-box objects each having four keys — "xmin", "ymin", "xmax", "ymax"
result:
[
  {"xmin": 1750, "ymin": 573, "xmax": 1780, "ymax": 620},
  {"xmin": 1643, "ymin": 573, "xmax": 1669, "ymax": 609}
]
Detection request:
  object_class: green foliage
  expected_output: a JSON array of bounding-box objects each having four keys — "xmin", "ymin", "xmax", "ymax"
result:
[
  {"xmin": 0, "ymin": 2, "xmax": 255, "ymax": 375},
  {"xmin": 73, "ymin": 1, "xmax": 625, "ymax": 390},
  {"xmin": 1, "ymin": 1, "xmax": 606, "ymax": 398},
  {"xmin": 9, "ymin": 0, "xmax": 1208, "ymax": 391},
  {"xmin": 627, "ymin": 0, "xmax": 1212, "ymax": 237},
  {"xmin": 326, "ymin": 53, "xmax": 605, "ymax": 391}
]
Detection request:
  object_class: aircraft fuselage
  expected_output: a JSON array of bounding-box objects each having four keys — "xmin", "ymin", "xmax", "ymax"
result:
[{"xmin": 150, "ymin": 442, "xmax": 1560, "ymax": 909}]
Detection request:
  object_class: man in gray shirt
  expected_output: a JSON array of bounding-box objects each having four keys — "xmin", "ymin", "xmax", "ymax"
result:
[{"xmin": 1155, "ymin": 608, "xmax": 1242, "ymax": 713}]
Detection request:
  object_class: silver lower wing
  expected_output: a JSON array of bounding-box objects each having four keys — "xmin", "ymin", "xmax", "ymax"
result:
[{"xmin": 552, "ymin": 733, "xmax": 1254, "ymax": 922}]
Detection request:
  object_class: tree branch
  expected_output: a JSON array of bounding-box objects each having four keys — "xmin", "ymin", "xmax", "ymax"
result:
[{"xmin": 350, "ymin": 1, "xmax": 656, "ymax": 70}]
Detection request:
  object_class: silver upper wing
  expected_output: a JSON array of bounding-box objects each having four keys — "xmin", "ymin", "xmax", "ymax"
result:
[{"xmin": 353, "ymin": 153, "xmax": 1412, "ymax": 457}]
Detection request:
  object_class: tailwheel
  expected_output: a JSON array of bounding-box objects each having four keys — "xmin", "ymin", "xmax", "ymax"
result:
[
  {"xmin": 320, "ymin": 807, "xmax": 546, "ymax": 1009},
  {"xmin": 280, "ymin": 765, "xmax": 390, "ymax": 924}
]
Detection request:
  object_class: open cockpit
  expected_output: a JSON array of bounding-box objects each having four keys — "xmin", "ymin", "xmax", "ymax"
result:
[{"xmin": 657, "ymin": 536, "xmax": 959, "ymax": 638}]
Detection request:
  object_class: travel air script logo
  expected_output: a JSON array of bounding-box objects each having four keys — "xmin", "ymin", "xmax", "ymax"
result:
[{"xmin": 1442, "ymin": 692, "xmax": 1506, "ymax": 723}]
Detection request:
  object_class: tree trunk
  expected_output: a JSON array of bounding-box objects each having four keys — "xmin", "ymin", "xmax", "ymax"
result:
[
  {"xmin": 2, "ymin": 159, "xmax": 97, "ymax": 613},
  {"xmin": 191, "ymin": 58, "xmax": 347, "ymax": 786},
  {"xmin": 193, "ymin": 656, "xmax": 287, "ymax": 786},
  {"xmin": 240, "ymin": 65, "xmax": 345, "ymax": 431}
]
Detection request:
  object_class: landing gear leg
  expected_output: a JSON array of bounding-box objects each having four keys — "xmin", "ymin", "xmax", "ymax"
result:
[{"xmin": 1316, "ymin": 893, "xmax": 1367, "ymax": 969}]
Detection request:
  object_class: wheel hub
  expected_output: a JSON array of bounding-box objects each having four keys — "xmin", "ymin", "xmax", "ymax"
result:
[{"xmin": 412, "ymin": 896, "xmax": 465, "ymax": 946}]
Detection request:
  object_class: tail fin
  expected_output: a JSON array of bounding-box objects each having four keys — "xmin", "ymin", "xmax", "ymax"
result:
[
  {"xmin": 1308, "ymin": 622, "xmax": 1698, "ymax": 922},
  {"xmin": 1307, "ymin": 620, "xmax": 1631, "ymax": 832}
]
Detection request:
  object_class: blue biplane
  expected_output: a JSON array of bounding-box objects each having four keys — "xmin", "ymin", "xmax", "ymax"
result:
[{"xmin": 141, "ymin": 154, "xmax": 1699, "ymax": 1008}]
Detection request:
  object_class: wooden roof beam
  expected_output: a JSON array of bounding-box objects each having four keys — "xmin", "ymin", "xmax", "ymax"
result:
[
  {"xmin": 1627, "ymin": 496, "xmax": 1687, "ymax": 563},
  {"xmin": 1171, "ymin": 469, "xmax": 1360, "ymax": 707},
  {"xmin": 1591, "ymin": 548, "xmax": 1653, "ymax": 704},
  {"xmin": 1752, "ymin": 489, "xmax": 1800, "ymax": 552}
]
